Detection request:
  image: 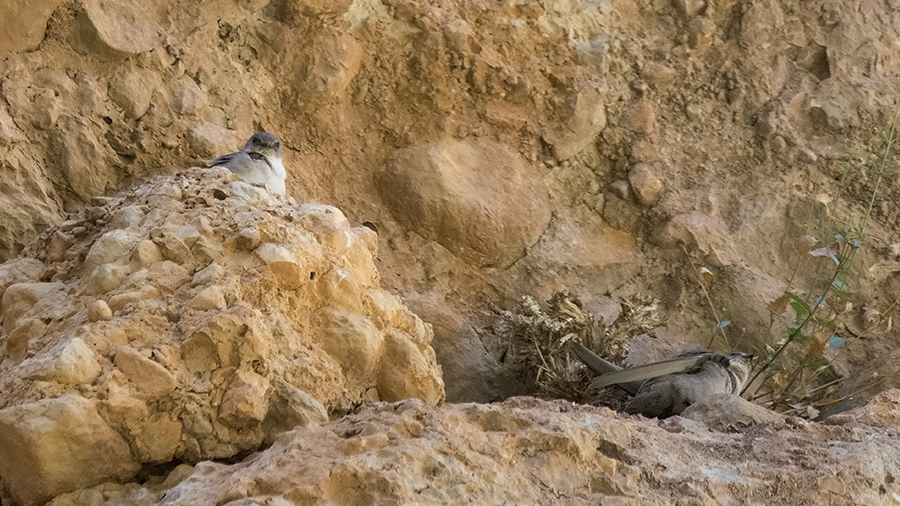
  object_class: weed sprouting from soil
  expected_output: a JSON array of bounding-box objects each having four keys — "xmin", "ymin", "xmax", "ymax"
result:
[{"xmin": 741, "ymin": 109, "xmax": 900, "ymax": 416}]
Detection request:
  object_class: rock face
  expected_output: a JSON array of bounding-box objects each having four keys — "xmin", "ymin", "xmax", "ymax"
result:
[
  {"xmin": 0, "ymin": 170, "xmax": 444, "ymax": 503},
  {"xmin": 0, "ymin": 0, "xmax": 899, "ymax": 409},
  {"xmin": 379, "ymin": 139, "xmax": 551, "ymax": 269},
  {"xmin": 43, "ymin": 395, "xmax": 900, "ymax": 506}
]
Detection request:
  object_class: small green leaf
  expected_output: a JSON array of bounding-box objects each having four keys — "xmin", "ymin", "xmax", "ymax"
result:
[
  {"xmin": 813, "ymin": 318, "xmax": 837, "ymax": 332},
  {"xmin": 786, "ymin": 292, "xmax": 810, "ymax": 317}
]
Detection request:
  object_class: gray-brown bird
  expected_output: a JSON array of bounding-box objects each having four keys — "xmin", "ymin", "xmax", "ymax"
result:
[
  {"xmin": 208, "ymin": 132, "xmax": 286, "ymax": 196},
  {"xmin": 572, "ymin": 342, "xmax": 754, "ymax": 418}
]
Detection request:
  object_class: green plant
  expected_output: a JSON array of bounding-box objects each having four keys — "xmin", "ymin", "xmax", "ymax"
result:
[{"xmin": 743, "ymin": 111, "xmax": 899, "ymax": 416}]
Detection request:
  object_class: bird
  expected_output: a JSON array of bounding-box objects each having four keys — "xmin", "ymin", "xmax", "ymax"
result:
[
  {"xmin": 208, "ymin": 132, "xmax": 286, "ymax": 196},
  {"xmin": 571, "ymin": 342, "xmax": 754, "ymax": 418}
]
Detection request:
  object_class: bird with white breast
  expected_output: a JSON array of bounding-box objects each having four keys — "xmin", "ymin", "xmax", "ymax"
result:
[{"xmin": 208, "ymin": 132, "xmax": 286, "ymax": 196}]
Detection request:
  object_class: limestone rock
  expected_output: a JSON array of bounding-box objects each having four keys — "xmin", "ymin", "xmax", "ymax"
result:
[
  {"xmin": 49, "ymin": 116, "xmax": 117, "ymax": 201},
  {"xmin": 79, "ymin": 0, "xmax": 163, "ymax": 55},
  {"xmin": 261, "ymin": 379, "xmax": 328, "ymax": 444},
  {"xmin": 627, "ymin": 164, "xmax": 663, "ymax": 207},
  {"xmin": 108, "ymin": 69, "xmax": 160, "ymax": 119},
  {"xmin": 190, "ymin": 284, "xmax": 227, "ymax": 310},
  {"xmin": 293, "ymin": 34, "xmax": 363, "ymax": 101},
  {"xmin": 256, "ymin": 243, "xmax": 305, "ymax": 289},
  {"xmin": 87, "ymin": 299, "xmax": 113, "ymax": 321},
  {"xmin": 47, "ymin": 396, "xmax": 900, "ymax": 506},
  {"xmin": 0, "ymin": 258, "xmax": 45, "ymax": 300},
  {"xmin": 0, "ymin": 394, "xmax": 139, "ymax": 506},
  {"xmin": 2, "ymin": 282, "xmax": 71, "ymax": 342},
  {"xmin": 543, "ymin": 87, "xmax": 607, "ymax": 160},
  {"xmin": 218, "ymin": 369, "xmax": 272, "ymax": 429},
  {"xmin": 377, "ymin": 331, "xmax": 444, "ymax": 404},
  {"xmin": 0, "ymin": 170, "xmax": 443, "ymax": 497},
  {"xmin": 171, "ymin": 76, "xmax": 207, "ymax": 116},
  {"xmin": 681, "ymin": 393, "xmax": 786, "ymax": 431},
  {"xmin": 276, "ymin": 0, "xmax": 354, "ymax": 21},
  {"xmin": 316, "ymin": 308, "xmax": 384, "ymax": 378},
  {"xmin": 0, "ymin": 0, "xmax": 65, "ymax": 53},
  {"xmin": 623, "ymin": 98, "xmax": 656, "ymax": 135},
  {"xmin": 650, "ymin": 212, "xmax": 739, "ymax": 266},
  {"xmin": 187, "ymin": 123, "xmax": 241, "ymax": 160},
  {"xmin": 672, "ymin": 0, "xmax": 707, "ymax": 17},
  {"xmin": 379, "ymin": 139, "xmax": 551, "ymax": 268},
  {"xmin": 114, "ymin": 346, "xmax": 177, "ymax": 397},
  {"xmin": 21, "ymin": 337, "xmax": 102, "ymax": 385}
]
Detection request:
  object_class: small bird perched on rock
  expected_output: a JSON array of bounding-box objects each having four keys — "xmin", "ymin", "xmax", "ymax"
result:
[
  {"xmin": 208, "ymin": 132, "xmax": 286, "ymax": 196},
  {"xmin": 572, "ymin": 342, "xmax": 754, "ymax": 418}
]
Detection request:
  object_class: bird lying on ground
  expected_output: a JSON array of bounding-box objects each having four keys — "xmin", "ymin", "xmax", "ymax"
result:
[
  {"xmin": 208, "ymin": 132, "xmax": 286, "ymax": 196},
  {"xmin": 571, "ymin": 342, "xmax": 754, "ymax": 418}
]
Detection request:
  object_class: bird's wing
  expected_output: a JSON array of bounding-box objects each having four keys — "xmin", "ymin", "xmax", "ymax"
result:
[
  {"xmin": 590, "ymin": 354, "xmax": 712, "ymax": 389},
  {"xmin": 571, "ymin": 343, "xmax": 641, "ymax": 395},
  {"xmin": 571, "ymin": 342, "xmax": 621, "ymax": 375},
  {"xmin": 207, "ymin": 152, "xmax": 239, "ymax": 168}
]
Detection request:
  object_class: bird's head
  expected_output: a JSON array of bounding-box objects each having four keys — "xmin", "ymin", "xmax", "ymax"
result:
[
  {"xmin": 244, "ymin": 132, "xmax": 284, "ymax": 159},
  {"xmin": 726, "ymin": 352, "xmax": 754, "ymax": 387}
]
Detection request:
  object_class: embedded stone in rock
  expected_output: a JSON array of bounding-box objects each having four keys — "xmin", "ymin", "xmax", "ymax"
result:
[
  {"xmin": 316, "ymin": 308, "xmax": 384, "ymax": 379},
  {"xmin": 1, "ymin": 282, "xmax": 71, "ymax": 337},
  {"xmin": 80, "ymin": 0, "xmax": 162, "ymax": 55},
  {"xmin": 171, "ymin": 76, "xmax": 207, "ymax": 116},
  {"xmin": 293, "ymin": 34, "xmax": 363, "ymax": 101},
  {"xmin": 377, "ymin": 331, "xmax": 444, "ymax": 404},
  {"xmin": 50, "ymin": 116, "xmax": 117, "ymax": 201},
  {"xmin": 543, "ymin": 87, "xmax": 607, "ymax": 160},
  {"xmin": 277, "ymin": 0, "xmax": 354, "ymax": 21},
  {"xmin": 190, "ymin": 285, "xmax": 227, "ymax": 310},
  {"xmin": 133, "ymin": 411, "xmax": 183, "ymax": 463},
  {"xmin": 256, "ymin": 243, "xmax": 305, "ymax": 289},
  {"xmin": 114, "ymin": 346, "xmax": 177, "ymax": 398},
  {"xmin": 87, "ymin": 299, "xmax": 113, "ymax": 321},
  {"xmin": 21, "ymin": 337, "xmax": 102, "ymax": 385},
  {"xmin": 623, "ymin": 98, "xmax": 656, "ymax": 135},
  {"xmin": 108, "ymin": 69, "xmax": 161, "ymax": 119},
  {"xmin": 672, "ymin": 0, "xmax": 707, "ymax": 17},
  {"xmin": 628, "ymin": 164, "xmax": 663, "ymax": 207},
  {"xmin": 262, "ymin": 379, "xmax": 328, "ymax": 444},
  {"xmin": 0, "ymin": 258, "xmax": 44, "ymax": 300},
  {"xmin": 218, "ymin": 369, "xmax": 272, "ymax": 429},
  {"xmin": 187, "ymin": 123, "xmax": 241, "ymax": 159},
  {"xmin": 380, "ymin": 139, "xmax": 550, "ymax": 268},
  {"xmin": 0, "ymin": 0, "xmax": 64, "ymax": 53},
  {"xmin": 0, "ymin": 394, "xmax": 139, "ymax": 506}
]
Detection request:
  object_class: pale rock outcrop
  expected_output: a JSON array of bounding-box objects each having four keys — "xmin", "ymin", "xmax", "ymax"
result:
[
  {"xmin": 0, "ymin": 168, "xmax": 444, "ymax": 502},
  {"xmin": 45, "ymin": 395, "xmax": 900, "ymax": 506}
]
